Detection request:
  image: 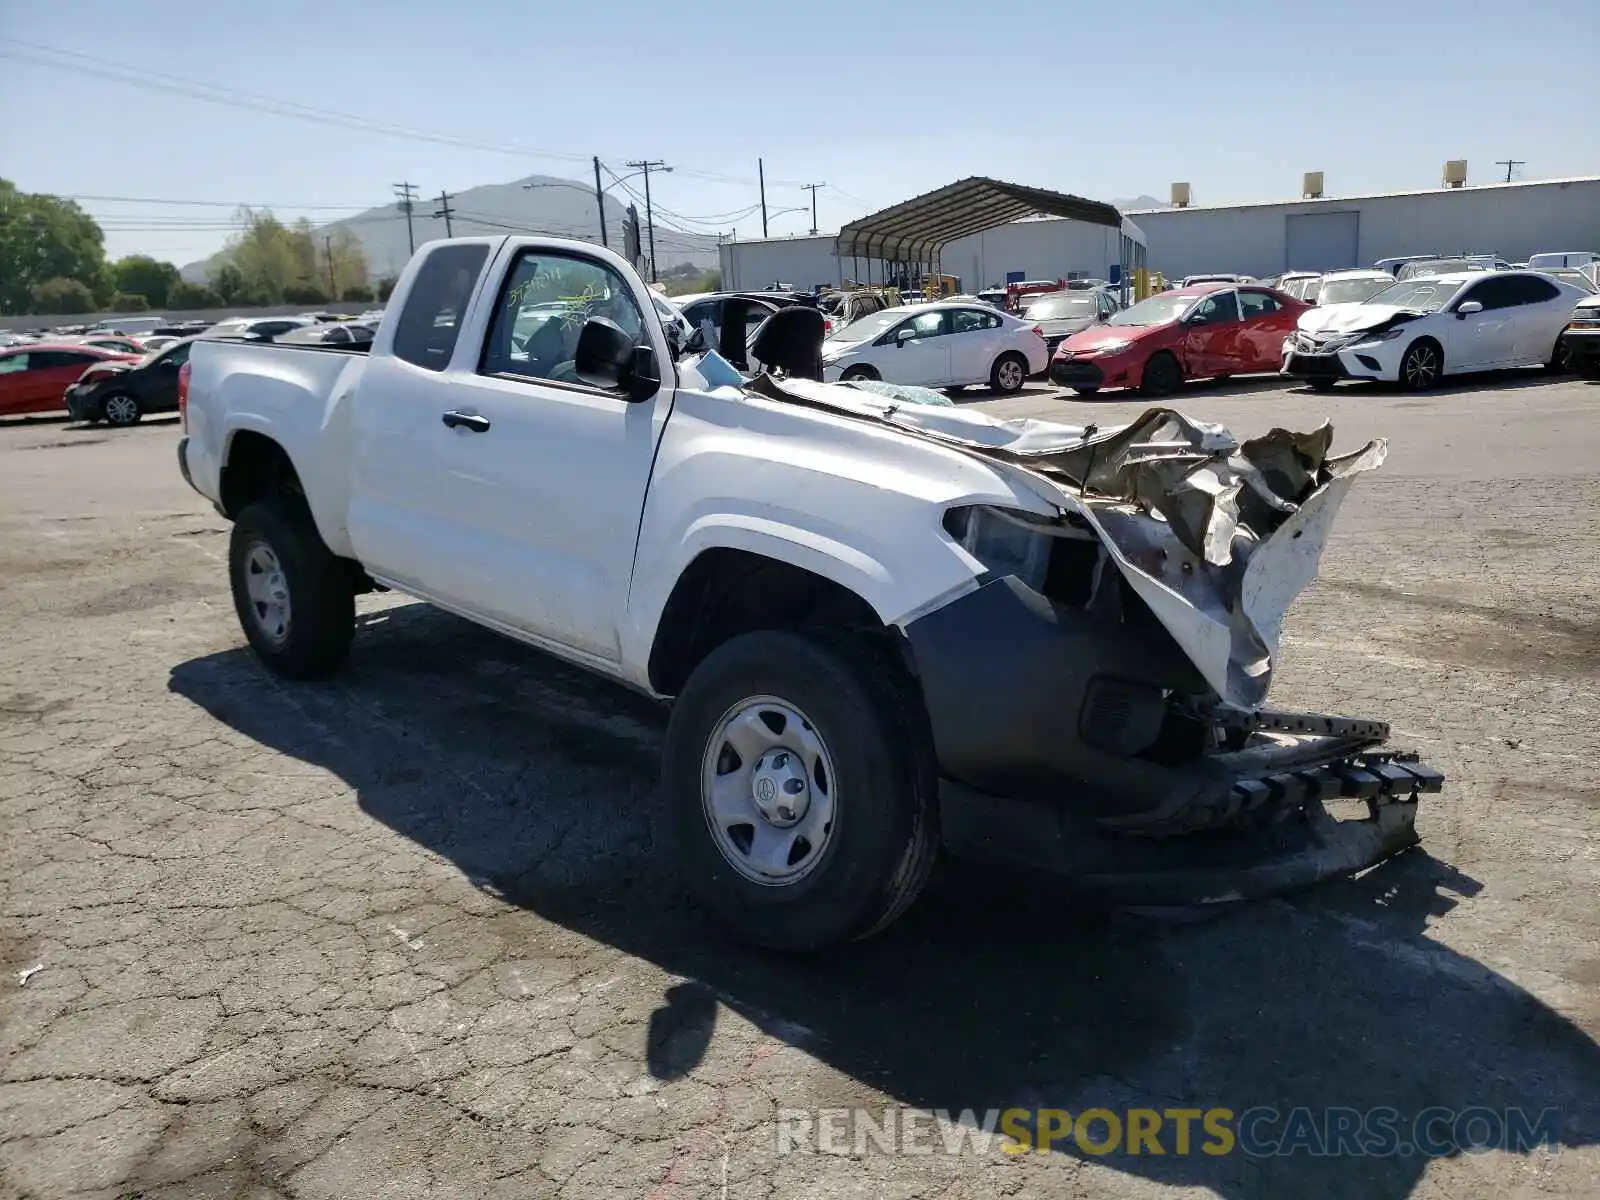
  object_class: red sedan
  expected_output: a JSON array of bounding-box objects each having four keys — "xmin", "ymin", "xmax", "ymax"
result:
[
  {"xmin": 0, "ymin": 343, "xmax": 142, "ymax": 417},
  {"xmin": 1049, "ymin": 283, "xmax": 1306, "ymax": 396}
]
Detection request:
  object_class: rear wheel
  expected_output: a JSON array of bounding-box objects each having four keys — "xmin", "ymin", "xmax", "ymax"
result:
[
  {"xmin": 989, "ymin": 352, "xmax": 1028, "ymax": 394},
  {"xmin": 102, "ymin": 393, "xmax": 141, "ymax": 426},
  {"xmin": 663, "ymin": 631, "xmax": 938, "ymax": 951},
  {"xmin": 229, "ymin": 497, "xmax": 354, "ymax": 679},
  {"xmin": 1140, "ymin": 351, "xmax": 1182, "ymax": 397},
  {"xmin": 1399, "ymin": 338, "xmax": 1442, "ymax": 391}
]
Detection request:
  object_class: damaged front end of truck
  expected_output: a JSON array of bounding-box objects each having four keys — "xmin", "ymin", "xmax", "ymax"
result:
[{"xmin": 752, "ymin": 378, "xmax": 1445, "ymax": 903}]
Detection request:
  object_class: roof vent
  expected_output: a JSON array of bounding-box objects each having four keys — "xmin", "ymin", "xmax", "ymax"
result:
[
  {"xmin": 1170, "ymin": 182, "xmax": 1191, "ymax": 208},
  {"xmin": 1302, "ymin": 171, "xmax": 1325, "ymax": 198},
  {"xmin": 1443, "ymin": 160, "xmax": 1468, "ymax": 188}
]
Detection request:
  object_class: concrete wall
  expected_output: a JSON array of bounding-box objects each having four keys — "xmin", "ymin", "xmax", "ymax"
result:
[
  {"xmin": 1130, "ymin": 177, "xmax": 1600, "ymax": 279},
  {"xmin": 0, "ymin": 299, "xmax": 377, "ymax": 334},
  {"xmin": 721, "ymin": 216, "xmax": 1146, "ymax": 293}
]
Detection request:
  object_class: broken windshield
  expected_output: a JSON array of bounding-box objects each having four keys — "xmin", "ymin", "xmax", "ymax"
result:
[{"xmin": 1363, "ymin": 278, "xmax": 1467, "ymax": 312}]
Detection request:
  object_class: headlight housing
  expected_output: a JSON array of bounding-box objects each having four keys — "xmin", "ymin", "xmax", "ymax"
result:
[
  {"xmin": 1356, "ymin": 328, "xmax": 1407, "ymax": 343},
  {"xmin": 943, "ymin": 504, "xmax": 1060, "ymax": 591},
  {"xmin": 1081, "ymin": 340, "xmax": 1132, "ymax": 356}
]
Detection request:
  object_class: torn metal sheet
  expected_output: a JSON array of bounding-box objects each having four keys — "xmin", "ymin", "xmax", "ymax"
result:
[{"xmin": 748, "ymin": 373, "xmax": 1386, "ymax": 708}]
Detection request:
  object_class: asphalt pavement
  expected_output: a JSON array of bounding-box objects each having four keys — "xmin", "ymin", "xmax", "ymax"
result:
[{"xmin": 1, "ymin": 370, "xmax": 1597, "ymax": 1199}]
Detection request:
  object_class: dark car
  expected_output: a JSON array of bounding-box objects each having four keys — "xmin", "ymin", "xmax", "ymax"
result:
[
  {"xmin": 65, "ymin": 337, "xmax": 196, "ymax": 426},
  {"xmin": 275, "ymin": 323, "xmax": 375, "ymax": 347},
  {"xmin": 676, "ymin": 293, "xmax": 816, "ymax": 369}
]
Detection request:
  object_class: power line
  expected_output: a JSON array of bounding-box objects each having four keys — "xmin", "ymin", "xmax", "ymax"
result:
[
  {"xmin": 0, "ymin": 38, "xmax": 814, "ymax": 189},
  {"xmin": 1495, "ymin": 158, "xmax": 1525, "ymax": 183},
  {"xmin": 50, "ymin": 193, "xmax": 377, "ymax": 210}
]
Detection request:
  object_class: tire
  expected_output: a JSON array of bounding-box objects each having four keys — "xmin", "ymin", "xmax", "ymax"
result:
[
  {"xmin": 229, "ymin": 497, "xmax": 355, "ymax": 679},
  {"xmin": 840, "ymin": 365, "xmax": 879, "ymax": 382},
  {"xmin": 102, "ymin": 393, "xmax": 142, "ymax": 426},
  {"xmin": 1071, "ymin": 387, "xmax": 1100, "ymax": 396},
  {"xmin": 1545, "ymin": 341, "xmax": 1572, "ymax": 374},
  {"xmin": 989, "ymin": 352, "xmax": 1028, "ymax": 394},
  {"xmin": 1139, "ymin": 351, "xmax": 1183, "ymax": 397},
  {"xmin": 1399, "ymin": 338, "xmax": 1442, "ymax": 391},
  {"xmin": 1307, "ymin": 377, "xmax": 1337, "ymax": 392},
  {"xmin": 663, "ymin": 630, "xmax": 938, "ymax": 951}
]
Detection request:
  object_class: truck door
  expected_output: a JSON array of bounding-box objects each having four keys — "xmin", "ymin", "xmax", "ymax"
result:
[{"xmin": 350, "ymin": 240, "xmax": 674, "ymax": 664}]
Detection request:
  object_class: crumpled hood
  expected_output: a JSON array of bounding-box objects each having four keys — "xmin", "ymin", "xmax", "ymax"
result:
[
  {"xmin": 1059, "ymin": 323, "xmax": 1150, "ymax": 354},
  {"xmin": 745, "ymin": 373, "xmax": 1384, "ymax": 709},
  {"xmin": 1298, "ymin": 303, "xmax": 1416, "ymax": 335}
]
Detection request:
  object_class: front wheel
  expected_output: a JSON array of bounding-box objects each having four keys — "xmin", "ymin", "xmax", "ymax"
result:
[
  {"xmin": 229, "ymin": 498, "xmax": 355, "ymax": 679},
  {"xmin": 840, "ymin": 365, "xmax": 879, "ymax": 382},
  {"xmin": 989, "ymin": 352, "xmax": 1028, "ymax": 394},
  {"xmin": 1399, "ymin": 339, "xmax": 1442, "ymax": 391},
  {"xmin": 102, "ymin": 393, "xmax": 142, "ymax": 426},
  {"xmin": 1139, "ymin": 351, "xmax": 1183, "ymax": 397},
  {"xmin": 663, "ymin": 631, "xmax": 938, "ymax": 951},
  {"xmin": 1545, "ymin": 341, "xmax": 1572, "ymax": 374}
]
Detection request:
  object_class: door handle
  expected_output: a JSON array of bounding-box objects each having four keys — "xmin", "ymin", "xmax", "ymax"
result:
[{"xmin": 441, "ymin": 410, "xmax": 490, "ymax": 433}]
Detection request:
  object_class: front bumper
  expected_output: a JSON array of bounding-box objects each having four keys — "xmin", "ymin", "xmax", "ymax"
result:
[
  {"xmin": 1049, "ymin": 358, "xmax": 1106, "ymax": 388},
  {"xmin": 64, "ymin": 383, "xmax": 100, "ymax": 420},
  {"xmin": 906, "ymin": 575, "xmax": 1445, "ymax": 900},
  {"xmin": 1281, "ymin": 336, "xmax": 1399, "ymax": 381}
]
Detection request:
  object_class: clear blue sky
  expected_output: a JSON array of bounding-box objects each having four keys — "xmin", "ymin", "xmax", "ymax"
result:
[{"xmin": 2, "ymin": 0, "xmax": 1595, "ymax": 268}]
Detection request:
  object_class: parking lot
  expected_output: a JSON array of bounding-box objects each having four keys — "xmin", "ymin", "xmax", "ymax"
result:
[{"xmin": 2, "ymin": 372, "xmax": 1597, "ymax": 1199}]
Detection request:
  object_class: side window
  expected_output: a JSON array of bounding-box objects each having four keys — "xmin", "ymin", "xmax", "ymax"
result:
[
  {"xmin": 392, "ymin": 242, "xmax": 492, "ymax": 372},
  {"xmin": 32, "ymin": 351, "xmax": 97, "ymax": 369},
  {"xmin": 1460, "ymin": 277, "xmax": 1518, "ymax": 311},
  {"xmin": 162, "ymin": 341, "xmax": 194, "ymax": 368},
  {"xmin": 905, "ymin": 311, "xmax": 947, "ymax": 338},
  {"xmin": 1505, "ymin": 275, "xmax": 1560, "ymax": 305},
  {"xmin": 481, "ymin": 249, "xmax": 646, "ymax": 388},
  {"xmin": 950, "ymin": 309, "xmax": 1000, "ymax": 333},
  {"xmin": 1189, "ymin": 291, "xmax": 1241, "ymax": 325},
  {"xmin": 0, "ymin": 354, "xmax": 27, "ymax": 374},
  {"xmin": 1238, "ymin": 290, "xmax": 1282, "ymax": 318}
]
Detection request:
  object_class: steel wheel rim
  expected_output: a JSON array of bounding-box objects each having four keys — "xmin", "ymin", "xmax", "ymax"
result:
[
  {"xmin": 998, "ymin": 359, "xmax": 1024, "ymax": 389},
  {"xmin": 243, "ymin": 541, "xmax": 291, "ymax": 646},
  {"xmin": 700, "ymin": 694, "xmax": 836, "ymax": 886},
  {"xmin": 1406, "ymin": 345, "xmax": 1437, "ymax": 386},
  {"xmin": 105, "ymin": 395, "xmax": 138, "ymax": 423}
]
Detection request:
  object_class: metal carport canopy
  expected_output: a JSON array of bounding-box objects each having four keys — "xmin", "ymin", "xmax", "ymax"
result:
[{"xmin": 834, "ymin": 176, "xmax": 1123, "ymax": 263}]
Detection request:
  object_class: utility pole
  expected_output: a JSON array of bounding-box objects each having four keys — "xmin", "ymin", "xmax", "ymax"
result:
[
  {"xmin": 1495, "ymin": 158, "xmax": 1525, "ymax": 183},
  {"xmin": 323, "ymin": 235, "xmax": 337, "ymax": 299},
  {"xmin": 801, "ymin": 182, "xmax": 826, "ymax": 235},
  {"xmin": 625, "ymin": 159, "xmax": 671, "ymax": 281},
  {"xmin": 759, "ymin": 158, "xmax": 768, "ymax": 238},
  {"xmin": 591, "ymin": 156, "xmax": 609, "ymax": 248},
  {"xmin": 433, "ymin": 191, "xmax": 455, "ymax": 237},
  {"xmin": 392, "ymin": 182, "xmax": 418, "ymax": 255}
]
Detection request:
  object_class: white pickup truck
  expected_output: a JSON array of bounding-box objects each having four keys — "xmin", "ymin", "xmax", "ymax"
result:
[{"xmin": 178, "ymin": 235, "xmax": 1444, "ymax": 950}]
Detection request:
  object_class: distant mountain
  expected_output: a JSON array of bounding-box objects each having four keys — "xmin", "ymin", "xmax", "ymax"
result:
[
  {"xmin": 1114, "ymin": 194, "xmax": 1170, "ymax": 212},
  {"xmin": 180, "ymin": 173, "xmax": 721, "ymax": 284}
]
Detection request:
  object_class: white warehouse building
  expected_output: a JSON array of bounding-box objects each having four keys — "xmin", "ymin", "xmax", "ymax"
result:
[
  {"xmin": 720, "ymin": 214, "xmax": 1148, "ymax": 294},
  {"xmin": 1127, "ymin": 175, "xmax": 1600, "ymax": 280}
]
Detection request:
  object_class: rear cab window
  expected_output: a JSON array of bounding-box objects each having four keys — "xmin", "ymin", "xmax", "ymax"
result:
[{"xmin": 391, "ymin": 243, "xmax": 493, "ymax": 372}]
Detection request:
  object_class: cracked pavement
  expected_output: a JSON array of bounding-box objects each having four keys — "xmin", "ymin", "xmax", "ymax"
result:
[{"xmin": 2, "ymin": 373, "xmax": 1598, "ymax": 1199}]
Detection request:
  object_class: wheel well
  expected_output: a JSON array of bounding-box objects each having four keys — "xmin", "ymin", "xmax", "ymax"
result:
[
  {"xmin": 220, "ymin": 431, "xmax": 302, "ymax": 518},
  {"xmin": 648, "ymin": 549, "xmax": 886, "ymax": 697}
]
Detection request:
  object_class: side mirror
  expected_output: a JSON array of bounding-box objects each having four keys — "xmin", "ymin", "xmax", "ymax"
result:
[
  {"xmin": 622, "ymin": 344, "xmax": 661, "ymax": 402},
  {"xmin": 1456, "ymin": 300, "xmax": 1484, "ymax": 318},
  {"xmin": 895, "ymin": 327, "xmax": 918, "ymax": 344},
  {"xmin": 662, "ymin": 320, "xmax": 683, "ymax": 361},
  {"xmin": 573, "ymin": 315, "xmax": 634, "ymax": 389}
]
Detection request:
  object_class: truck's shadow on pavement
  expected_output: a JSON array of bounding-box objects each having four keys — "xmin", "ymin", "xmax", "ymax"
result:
[{"xmin": 169, "ymin": 602, "xmax": 1600, "ymax": 1199}]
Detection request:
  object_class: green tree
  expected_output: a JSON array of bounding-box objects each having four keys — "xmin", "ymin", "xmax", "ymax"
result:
[
  {"xmin": 211, "ymin": 262, "xmax": 272, "ymax": 307},
  {"xmin": 375, "ymin": 275, "xmax": 399, "ymax": 302},
  {"xmin": 111, "ymin": 255, "xmax": 180, "ymax": 308},
  {"xmin": 28, "ymin": 277, "xmax": 97, "ymax": 314},
  {"xmin": 110, "ymin": 293, "xmax": 150, "ymax": 312},
  {"xmin": 282, "ymin": 283, "xmax": 330, "ymax": 305},
  {"xmin": 167, "ymin": 281, "xmax": 221, "ymax": 309},
  {"xmin": 321, "ymin": 227, "xmax": 369, "ymax": 297},
  {"xmin": 0, "ymin": 179, "xmax": 109, "ymax": 314},
  {"xmin": 214, "ymin": 209, "xmax": 315, "ymax": 303},
  {"xmin": 341, "ymin": 284, "xmax": 374, "ymax": 302}
]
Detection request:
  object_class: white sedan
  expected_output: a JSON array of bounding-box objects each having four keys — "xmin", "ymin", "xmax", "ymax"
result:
[
  {"xmin": 821, "ymin": 302, "xmax": 1049, "ymax": 393},
  {"xmin": 1280, "ymin": 270, "xmax": 1591, "ymax": 391}
]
